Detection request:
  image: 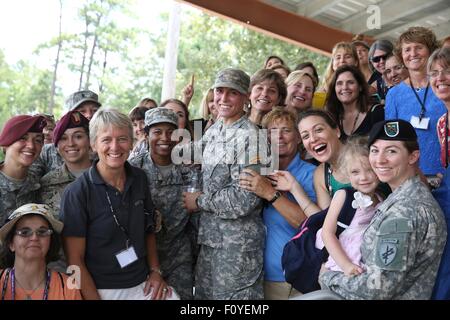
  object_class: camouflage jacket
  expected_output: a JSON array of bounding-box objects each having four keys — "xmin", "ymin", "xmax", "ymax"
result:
[
  {"xmin": 0, "ymin": 166, "xmax": 40, "ymax": 225},
  {"xmin": 320, "ymin": 175, "xmax": 447, "ymax": 300},
  {"xmin": 129, "ymin": 153, "xmax": 196, "ymax": 274},
  {"xmin": 38, "ymin": 163, "xmax": 77, "ymax": 219},
  {"xmin": 29, "ymin": 144, "xmax": 64, "ymax": 178},
  {"xmin": 196, "ymin": 116, "xmax": 266, "ymax": 251}
]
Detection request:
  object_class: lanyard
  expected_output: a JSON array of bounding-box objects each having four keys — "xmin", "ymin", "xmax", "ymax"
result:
[
  {"xmin": 446, "ymin": 112, "xmax": 449, "ymax": 169},
  {"xmin": 105, "ymin": 189, "xmax": 131, "ymax": 248},
  {"xmin": 409, "ymin": 82, "xmax": 429, "ymax": 121},
  {"xmin": 7, "ymin": 268, "xmax": 51, "ymax": 300}
]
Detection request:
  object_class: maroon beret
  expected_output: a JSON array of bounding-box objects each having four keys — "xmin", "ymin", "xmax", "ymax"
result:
[
  {"xmin": 53, "ymin": 111, "xmax": 90, "ymax": 147},
  {"xmin": 0, "ymin": 115, "xmax": 46, "ymax": 147}
]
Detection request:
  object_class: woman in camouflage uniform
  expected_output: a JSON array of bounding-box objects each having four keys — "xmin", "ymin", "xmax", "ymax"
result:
[
  {"xmin": 129, "ymin": 108, "xmax": 197, "ymax": 299},
  {"xmin": 0, "ymin": 115, "xmax": 46, "ymax": 225}
]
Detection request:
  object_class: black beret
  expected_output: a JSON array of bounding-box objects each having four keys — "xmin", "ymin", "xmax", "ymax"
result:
[{"xmin": 368, "ymin": 119, "xmax": 417, "ymax": 147}]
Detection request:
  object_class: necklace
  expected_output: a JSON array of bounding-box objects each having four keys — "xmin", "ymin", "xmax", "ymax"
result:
[
  {"xmin": 15, "ymin": 275, "xmax": 45, "ymax": 300},
  {"xmin": 341, "ymin": 111, "xmax": 360, "ymax": 136},
  {"xmin": 11, "ymin": 269, "xmax": 49, "ymax": 300}
]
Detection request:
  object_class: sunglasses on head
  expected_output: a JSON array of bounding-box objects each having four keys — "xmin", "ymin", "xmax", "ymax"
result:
[{"xmin": 371, "ymin": 54, "xmax": 388, "ymax": 63}]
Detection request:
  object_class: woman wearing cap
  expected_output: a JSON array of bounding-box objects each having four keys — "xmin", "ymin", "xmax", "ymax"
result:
[
  {"xmin": 0, "ymin": 114, "xmax": 46, "ymax": 225},
  {"xmin": 385, "ymin": 27, "xmax": 446, "ymax": 179},
  {"xmin": 312, "ymin": 119, "xmax": 447, "ymax": 300},
  {"xmin": 182, "ymin": 68, "xmax": 266, "ymax": 300},
  {"xmin": 427, "ymin": 46, "xmax": 450, "ymax": 300},
  {"xmin": 0, "ymin": 203, "xmax": 82, "ymax": 300},
  {"xmin": 60, "ymin": 108, "xmax": 171, "ymax": 300},
  {"xmin": 39, "ymin": 110, "xmax": 91, "ymax": 217},
  {"xmin": 247, "ymin": 69, "xmax": 286, "ymax": 127},
  {"xmin": 129, "ymin": 108, "xmax": 197, "ymax": 299},
  {"xmin": 326, "ymin": 65, "xmax": 384, "ymax": 141}
]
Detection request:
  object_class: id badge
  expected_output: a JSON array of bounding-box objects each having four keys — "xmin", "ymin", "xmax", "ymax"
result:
[
  {"xmin": 115, "ymin": 246, "xmax": 138, "ymax": 268},
  {"xmin": 410, "ymin": 116, "xmax": 429, "ymax": 130}
]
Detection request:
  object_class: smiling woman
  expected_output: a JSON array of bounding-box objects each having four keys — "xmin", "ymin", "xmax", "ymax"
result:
[
  {"xmin": 0, "ymin": 203, "xmax": 82, "ymax": 300},
  {"xmin": 0, "ymin": 115, "xmax": 46, "ymax": 225}
]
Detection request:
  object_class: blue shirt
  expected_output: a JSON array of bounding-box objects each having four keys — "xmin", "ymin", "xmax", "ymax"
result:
[
  {"xmin": 263, "ymin": 154, "xmax": 317, "ymax": 281},
  {"xmin": 385, "ymin": 82, "xmax": 446, "ymax": 175}
]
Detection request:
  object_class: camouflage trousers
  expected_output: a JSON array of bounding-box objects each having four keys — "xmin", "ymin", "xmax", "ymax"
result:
[
  {"xmin": 165, "ymin": 261, "xmax": 194, "ymax": 300},
  {"xmin": 194, "ymin": 245, "xmax": 264, "ymax": 300}
]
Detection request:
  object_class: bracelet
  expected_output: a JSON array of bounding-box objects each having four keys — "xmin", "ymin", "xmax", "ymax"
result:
[
  {"xmin": 150, "ymin": 267, "xmax": 162, "ymax": 275},
  {"xmin": 302, "ymin": 201, "xmax": 312, "ymax": 212}
]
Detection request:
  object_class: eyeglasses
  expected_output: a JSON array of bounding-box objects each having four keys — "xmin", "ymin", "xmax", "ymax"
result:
[
  {"xmin": 428, "ymin": 69, "xmax": 450, "ymax": 79},
  {"xmin": 371, "ymin": 54, "xmax": 388, "ymax": 63},
  {"xmin": 383, "ymin": 64, "xmax": 404, "ymax": 76},
  {"xmin": 15, "ymin": 228, "xmax": 54, "ymax": 238}
]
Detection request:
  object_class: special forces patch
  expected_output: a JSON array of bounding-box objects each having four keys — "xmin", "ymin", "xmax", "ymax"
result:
[
  {"xmin": 384, "ymin": 122, "xmax": 399, "ymax": 137},
  {"xmin": 379, "ymin": 241, "xmax": 397, "ymax": 266}
]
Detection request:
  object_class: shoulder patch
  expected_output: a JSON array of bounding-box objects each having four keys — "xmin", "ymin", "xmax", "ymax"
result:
[{"xmin": 375, "ymin": 217, "xmax": 413, "ymax": 271}]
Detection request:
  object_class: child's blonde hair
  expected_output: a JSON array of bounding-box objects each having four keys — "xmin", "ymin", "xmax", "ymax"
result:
[{"xmin": 337, "ymin": 135, "xmax": 371, "ymax": 176}]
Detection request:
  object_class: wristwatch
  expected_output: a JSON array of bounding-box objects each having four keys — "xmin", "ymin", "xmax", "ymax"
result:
[{"xmin": 268, "ymin": 191, "xmax": 282, "ymax": 204}]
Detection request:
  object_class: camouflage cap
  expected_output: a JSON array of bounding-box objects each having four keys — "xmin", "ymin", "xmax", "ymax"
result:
[
  {"xmin": 65, "ymin": 90, "xmax": 101, "ymax": 111},
  {"xmin": 213, "ymin": 68, "xmax": 250, "ymax": 95},
  {"xmin": 144, "ymin": 107, "xmax": 178, "ymax": 129}
]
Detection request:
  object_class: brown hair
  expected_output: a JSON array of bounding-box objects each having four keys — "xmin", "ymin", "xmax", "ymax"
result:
[
  {"xmin": 250, "ymin": 69, "xmax": 287, "ymax": 105},
  {"xmin": 129, "ymin": 106, "xmax": 148, "ymax": 122},
  {"xmin": 159, "ymin": 98, "xmax": 192, "ymax": 133},
  {"xmin": 0, "ymin": 216, "xmax": 61, "ymax": 268},
  {"xmin": 395, "ymin": 27, "xmax": 440, "ymax": 65},
  {"xmin": 325, "ymin": 65, "xmax": 370, "ymax": 123}
]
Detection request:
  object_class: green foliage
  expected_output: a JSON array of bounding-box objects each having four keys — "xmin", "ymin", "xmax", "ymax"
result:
[
  {"xmin": 0, "ymin": 1, "xmax": 328, "ymax": 129},
  {"xmin": 175, "ymin": 10, "xmax": 329, "ymax": 119}
]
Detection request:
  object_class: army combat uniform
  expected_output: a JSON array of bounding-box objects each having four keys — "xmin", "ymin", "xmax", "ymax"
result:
[
  {"xmin": 0, "ymin": 169, "xmax": 40, "ymax": 225},
  {"xmin": 319, "ymin": 176, "xmax": 447, "ymax": 299},
  {"xmin": 129, "ymin": 153, "xmax": 197, "ymax": 300},
  {"xmin": 30, "ymin": 143, "xmax": 64, "ymax": 178},
  {"xmin": 39, "ymin": 163, "xmax": 77, "ymax": 217},
  {"xmin": 194, "ymin": 116, "xmax": 266, "ymax": 300}
]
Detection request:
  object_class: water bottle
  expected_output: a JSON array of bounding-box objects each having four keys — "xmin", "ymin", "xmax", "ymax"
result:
[{"xmin": 184, "ymin": 171, "xmax": 201, "ymax": 193}]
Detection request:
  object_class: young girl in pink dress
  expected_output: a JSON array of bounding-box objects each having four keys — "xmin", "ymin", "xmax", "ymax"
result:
[{"xmin": 318, "ymin": 135, "xmax": 383, "ymax": 276}]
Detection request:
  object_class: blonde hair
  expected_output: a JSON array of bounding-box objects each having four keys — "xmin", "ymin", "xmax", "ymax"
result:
[
  {"xmin": 201, "ymin": 88, "xmax": 214, "ymax": 120},
  {"xmin": 337, "ymin": 135, "xmax": 371, "ymax": 176},
  {"xmin": 261, "ymin": 106, "xmax": 298, "ymax": 129},
  {"xmin": 320, "ymin": 42, "xmax": 358, "ymax": 92},
  {"xmin": 285, "ymin": 70, "xmax": 318, "ymax": 92},
  {"xmin": 89, "ymin": 108, "xmax": 133, "ymax": 145}
]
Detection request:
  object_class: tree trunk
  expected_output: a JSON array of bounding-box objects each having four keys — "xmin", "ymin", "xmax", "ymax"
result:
[
  {"xmin": 79, "ymin": 12, "xmax": 89, "ymax": 90},
  {"xmin": 85, "ymin": 12, "xmax": 102, "ymax": 90},
  {"xmin": 49, "ymin": 0, "xmax": 63, "ymax": 114},
  {"xmin": 99, "ymin": 49, "xmax": 108, "ymax": 93}
]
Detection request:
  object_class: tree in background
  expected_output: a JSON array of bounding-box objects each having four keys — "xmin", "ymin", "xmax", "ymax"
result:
[{"xmin": 0, "ymin": 1, "xmax": 328, "ymax": 128}]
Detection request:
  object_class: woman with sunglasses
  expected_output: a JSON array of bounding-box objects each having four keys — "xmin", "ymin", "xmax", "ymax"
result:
[
  {"xmin": 385, "ymin": 26, "xmax": 446, "ymax": 179},
  {"xmin": 368, "ymin": 39, "xmax": 394, "ymax": 102},
  {"xmin": 0, "ymin": 203, "xmax": 82, "ymax": 300}
]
